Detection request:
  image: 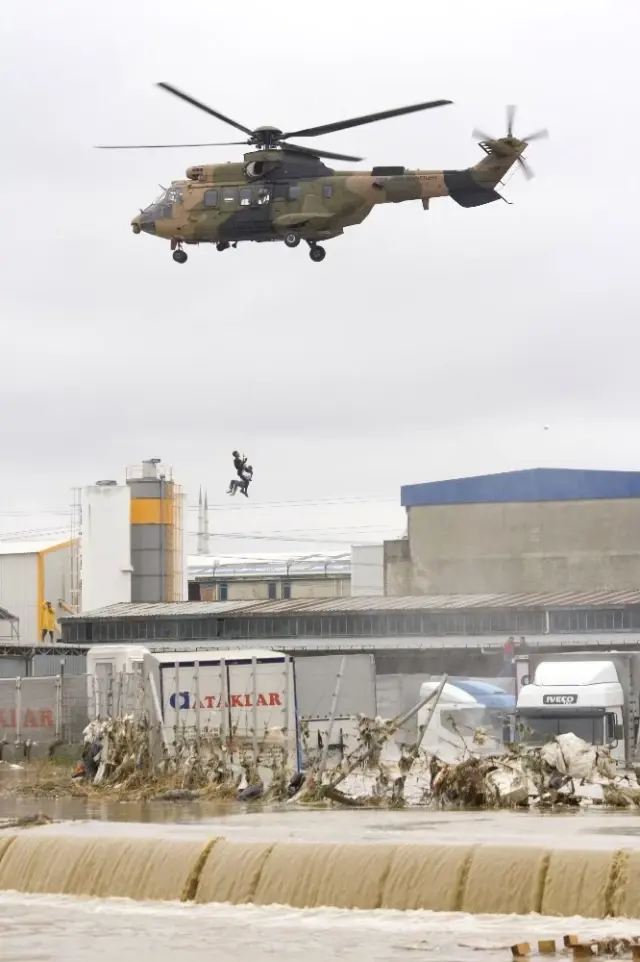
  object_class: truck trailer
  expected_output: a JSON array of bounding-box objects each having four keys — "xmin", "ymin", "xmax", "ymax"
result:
[{"xmin": 85, "ymin": 644, "xmax": 377, "ymax": 766}]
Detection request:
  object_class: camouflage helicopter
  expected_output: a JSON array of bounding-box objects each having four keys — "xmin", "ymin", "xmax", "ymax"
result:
[{"xmin": 98, "ymin": 84, "xmax": 548, "ymax": 264}]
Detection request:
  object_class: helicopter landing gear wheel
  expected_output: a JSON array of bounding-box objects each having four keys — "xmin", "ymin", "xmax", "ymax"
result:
[
  {"xmin": 309, "ymin": 245, "xmax": 326, "ymax": 263},
  {"xmin": 173, "ymin": 249, "xmax": 188, "ymax": 264},
  {"xmin": 216, "ymin": 241, "xmax": 230, "ymax": 252},
  {"xmin": 284, "ymin": 231, "xmax": 300, "ymax": 249}
]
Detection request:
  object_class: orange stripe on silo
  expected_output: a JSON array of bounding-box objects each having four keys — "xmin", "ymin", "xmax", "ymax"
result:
[
  {"xmin": 36, "ymin": 552, "xmax": 45, "ymax": 636},
  {"xmin": 130, "ymin": 498, "xmax": 172, "ymax": 524}
]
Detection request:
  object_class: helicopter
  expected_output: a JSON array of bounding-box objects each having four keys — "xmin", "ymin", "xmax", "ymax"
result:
[{"xmin": 97, "ymin": 85, "xmax": 548, "ymax": 264}]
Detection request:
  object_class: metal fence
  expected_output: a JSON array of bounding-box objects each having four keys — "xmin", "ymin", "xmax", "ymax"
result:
[{"xmin": 0, "ymin": 674, "xmax": 89, "ymax": 755}]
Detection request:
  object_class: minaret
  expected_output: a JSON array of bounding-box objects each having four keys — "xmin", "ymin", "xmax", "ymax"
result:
[
  {"xmin": 203, "ymin": 489, "xmax": 211, "ymax": 555},
  {"xmin": 197, "ymin": 486, "xmax": 205, "ymax": 555},
  {"xmin": 197, "ymin": 487, "xmax": 211, "ymax": 555}
]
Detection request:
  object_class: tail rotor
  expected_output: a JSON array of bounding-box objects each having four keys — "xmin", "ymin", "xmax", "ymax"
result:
[{"xmin": 472, "ymin": 105, "xmax": 548, "ymax": 180}]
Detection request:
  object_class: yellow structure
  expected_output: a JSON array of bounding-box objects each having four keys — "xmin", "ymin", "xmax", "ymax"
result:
[{"xmin": 0, "ymin": 540, "xmax": 76, "ymax": 643}]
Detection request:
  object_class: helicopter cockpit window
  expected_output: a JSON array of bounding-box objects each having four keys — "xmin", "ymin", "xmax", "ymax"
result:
[
  {"xmin": 203, "ymin": 189, "xmax": 219, "ymax": 207},
  {"xmin": 239, "ymin": 188, "xmax": 253, "ymax": 207},
  {"xmin": 150, "ymin": 186, "xmax": 182, "ymax": 208},
  {"xmin": 221, "ymin": 187, "xmax": 237, "ymax": 204},
  {"xmin": 256, "ymin": 186, "xmax": 271, "ymax": 205}
]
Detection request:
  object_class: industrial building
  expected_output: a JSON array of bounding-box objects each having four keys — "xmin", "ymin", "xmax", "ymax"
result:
[
  {"xmin": 384, "ymin": 468, "xmax": 640, "ymax": 596},
  {"xmin": 53, "ymin": 589, "xmax": 640, "ymax": 679},
  {"xmin": 188, "ymin": 545, "xmax": 384, "ymax": 602},
  {"xmin": 0, "ymin": 458, "xmax": 186, "ymax": 647},
  {"xmin": 81, "ymin": 459, "xmax": 186, "ymax": 608},
  {"xmin": 0, "ymin": 540, "xmax": 75, "ymax": 643},
  {"xmin": 189, "ymin": 552, "xmax": 350, "ymax": 601}
]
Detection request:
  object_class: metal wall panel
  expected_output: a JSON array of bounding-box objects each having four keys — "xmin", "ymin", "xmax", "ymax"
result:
[
  {"xmin": 0, "ymin": 656, "xmax": 29, "ymax": 678},
  {"xmin": 0, "ymin": 676, "xmax": 59, "ymax": 743},
  {"xmin": 31, "ymin": 653, "xmax": 87, "ymax": 677},
  {"xmin": 0, "ymin": 553, "xmax": 37, "ymax": 642}
]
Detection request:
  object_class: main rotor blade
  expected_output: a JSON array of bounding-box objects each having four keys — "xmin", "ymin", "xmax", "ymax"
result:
[
  {"xmin": 521, "ymin": 128, "xmax": 549, "ymax": 142},
  {"xmin": 284, "ymin": 142, "xmax": 363, "ymax": 163},
  {"xmin": 472, "ymin": 128, "xmax": 496, "ymax": 142},
  {"xmin": 95, "ymin": 141, "xmax": 248, "ymax": 149},
  {"xmin": 517, "ymin": 155, "xmax": 535, "ymax": 180},
  {"xmin": 283, "ymin": 98, "xmax": 452, "ymax": 140},
  {"xmin": 156, "ymin": 82, "xmax": 253, "ymax": 136},
  {"xmin": 506, "ymin": 104, "xmax": 516, "ymax": 138}
]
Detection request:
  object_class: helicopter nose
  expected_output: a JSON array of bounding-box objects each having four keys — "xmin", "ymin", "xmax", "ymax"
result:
[{"xmin": 131, "ymin": 212, "xmax": 157, "ymax": 235}]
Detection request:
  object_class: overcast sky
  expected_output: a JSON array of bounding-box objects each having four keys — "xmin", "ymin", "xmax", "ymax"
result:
[{"xmin": 1, "ymin": 0, "xmax": 638, "ymax": 554}]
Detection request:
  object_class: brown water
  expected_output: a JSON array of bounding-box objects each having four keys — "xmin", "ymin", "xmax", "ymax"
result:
[
  {"xmin": 6, "ymin": 893, "xmax": 640, "ymax": 962},
  {"xmin": 5, "ymin": 811, "xmax": 640, "ymax": 961},
  {"xmin": 3, "ymin": 831, "xmax": 640, "ymax": 918}
]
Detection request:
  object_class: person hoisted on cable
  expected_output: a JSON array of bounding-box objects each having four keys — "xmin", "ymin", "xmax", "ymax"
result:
[{"xmin": 227, "ymin": 451, "xmax": 253, "ymax": 498}]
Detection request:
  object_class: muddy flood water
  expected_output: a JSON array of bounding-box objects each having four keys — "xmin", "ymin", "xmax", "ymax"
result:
[{"xmin": 4, "ymin": 789, "xmax": 640, "ymax": 961}]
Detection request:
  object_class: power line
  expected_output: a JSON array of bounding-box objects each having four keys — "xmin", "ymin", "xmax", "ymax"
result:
[
  {"xmin": 193, "ymin": 494, "xmax": 399, "ymax": 512},
  {"xmin": 0, "ymin": 510, "xmax": 70, "ymax": 517},
  {"xmin": 186, "ymin": 531, "xmax": 374, "ymax": 545},
  {"xmin": 0, "ymin": 526, "xmax": 70, "ymax": 542}
]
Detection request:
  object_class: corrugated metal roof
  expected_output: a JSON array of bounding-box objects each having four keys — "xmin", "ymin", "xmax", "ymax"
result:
[
  {"xmin": 0, "ymin": 540, "xmax": 68, "ymax": 556},
  {"xmin": 16, "ymin": 634, "xmax": 640, "ymax": 657},
  {"xmin": 63, "ymin": 589, "xmax": 640, "ymax": 621},
  {"xmin": 187, "ymin": 550, "xmax": 350, "ymax": 579},
  {"xmin": 152, "ymin": 647, "xmax": 285, "ymax": 663},
  {"xmin": 401, "ymin": 468, "xmax": 640, "ymax": 508}
]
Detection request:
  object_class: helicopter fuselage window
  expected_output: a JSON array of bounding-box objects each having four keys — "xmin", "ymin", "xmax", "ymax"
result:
[
  {"xmin": 203, "ymin": 189, "xmax": 219, "ymax": 208},
  {"xmin": 239, "ymin": 188, "xmax": 253, "ymax": 207},
  {"xmin": 256, "ymin": 186, "xmax": 271, "ymax": 206},
  {"xmin": 322, "ymin": 184, "xmax": 334, "ymax": 198},
  {"xmin": 221, "ymin": 187, "xmax": 237, "ymax": 204},
  {"xmin": 288, "ymin": 184, "xmax": 301, "ymax": 201}
]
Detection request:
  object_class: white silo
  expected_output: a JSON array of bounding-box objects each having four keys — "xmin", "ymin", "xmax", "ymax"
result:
[{"xmin": 80, "ymin": 480, "xmax": 133, "ymax": 611}]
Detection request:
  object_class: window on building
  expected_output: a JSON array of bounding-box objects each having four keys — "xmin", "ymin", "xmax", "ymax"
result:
[
  {"xmin": 268, "ymin": 582, "xmax": 277, "ymax": 600},
  {"xmin": 219, "ymin": 583, "xmax": 228, "ymax": 601},
  {"xmin": 221, "ymin": 187, "xmax": 237, "ymax": 204},
  {"xmin": 282, "ymin": 582, "xmax": 292, "ymax": 600},
  {"xmin": 239, "ymin": 187, "xmax": 253, "ymax": 206},
  {"xmin": 203, "ymin": 188, "xmax": 219, "ymax": 207},
  {"xmin": 322, "ymin": 184, "xmax": 334, "ymax": 198}
]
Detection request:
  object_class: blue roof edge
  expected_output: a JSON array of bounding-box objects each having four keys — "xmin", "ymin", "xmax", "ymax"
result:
[{"xmin": 401, "ymin": 467, "xmax": 640, "ymax": 507}]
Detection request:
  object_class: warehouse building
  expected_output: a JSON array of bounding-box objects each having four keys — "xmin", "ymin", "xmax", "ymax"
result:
[
  {"xmin": 384, "ymin": 468, "xmax": 640, "ymax": 596},
  {"xmin": 55, "ymin": 589, "xmax": 640, "ymax": 678},
  {"xmin": 188, "ymin": 545, "xmax": 384, "ymax": 602},
  {"xmin": 0, "ymin": 540, "xmax": 76, "ymax": 644}
]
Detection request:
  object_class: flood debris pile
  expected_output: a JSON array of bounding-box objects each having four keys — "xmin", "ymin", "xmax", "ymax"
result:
[
  {"xmin": 512, "ymin": 933, "xmax": 640, "ymax": 959},
  {"xmin": 428, "ymin": 732, "xmax": 630, "ymax": 809},
  {"xmin": 7, "ymin": 669, "xmax": 640, "ymax": 810},
  {"xmin": 68, "ymin": 715, "xmax": 293, "ymax": 802},
  {"xmin": 0, "ymin": 813, "xmax": 54, "ymax": 831}
]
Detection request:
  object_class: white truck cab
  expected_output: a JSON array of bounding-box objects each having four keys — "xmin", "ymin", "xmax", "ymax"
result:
[{"xmin": 517, "ymin": 658, "xmax": 626, "ymax": 762}]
